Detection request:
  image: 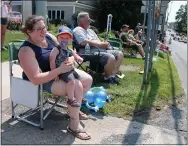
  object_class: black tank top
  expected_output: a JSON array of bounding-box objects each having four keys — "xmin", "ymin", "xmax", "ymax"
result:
[{"xmin": 19, "ymin": 34, "xmax": 56, "ymax": 80}]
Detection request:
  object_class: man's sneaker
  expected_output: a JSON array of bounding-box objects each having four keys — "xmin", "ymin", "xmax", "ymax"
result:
[
  {"xmin": 112, "ymin": 77, "xmax": 120, "ymax": 85},
  {"xmin": 116, "ymin": 71, "xmax": 125, "ymax": 79},
  {"xmin": 105, "ymin": 77, "xmax": 117, "ymax": 85},
  {"xmin": 1, "ymin": 46, "xmax": 7, "ymax": 51}
]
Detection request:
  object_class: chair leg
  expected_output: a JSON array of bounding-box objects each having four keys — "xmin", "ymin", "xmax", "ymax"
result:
[
  {"xmin": 47, "ymin": 97, "xmax": 67, "ymax": 109},
  {"xmin": 77, "ymin": 62, "xmax": 87, "ymax": 72},
  {"xmin": 43, "ymin": 96, "xmax": 66, "ymax": 120},
  {"xmin": 40, "ymin": 85, "xmax": 44, "ymax": 130},
  {"xmin": 11, "ymin": 101, "xmax": 15, "ymax": 118}
]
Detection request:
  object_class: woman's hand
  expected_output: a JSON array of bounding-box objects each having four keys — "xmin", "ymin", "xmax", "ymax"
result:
[
  {"xmin": 98, "ymin": 41, "xmax": 109, "ymax": 49},
  {"xmin": 55, "ymin": 76, "xmax": 59, "ymax": 82},
  {"xmin": 59, "ymin": 62, "xmax": 74, "ymax": 73},
  {"xmin": 76, "ymin": 55, "xmax": 83, "ymax": 63},
  {"xmin": 64, "ymin": 56, "xmax": 75, "ymax": 66}
]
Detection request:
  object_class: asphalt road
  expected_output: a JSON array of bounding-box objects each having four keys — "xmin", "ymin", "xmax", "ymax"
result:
[{"xmin": 167, "ymin": 32, "xmax": 187, "ymax": 95}]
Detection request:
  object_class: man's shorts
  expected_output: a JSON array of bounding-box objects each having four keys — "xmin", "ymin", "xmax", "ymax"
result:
[{"xmin": 93, "ymin": 49, "xmax": 120, "ymax": 67}]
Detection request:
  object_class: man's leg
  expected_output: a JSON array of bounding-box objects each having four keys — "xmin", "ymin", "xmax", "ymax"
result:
[
  {"xmin": 131, "ymin": 42, "xmax": 145, "ymax": 58},
  {"xmin": 107, "ymin": 50, "xmax": 124, "ymax": 75},
  {"xmin": 103, "ymin": 54, "xmax": 116, "ymax": 78},
  {"xmin": 137, "ymin": 44, "xmax": 145, "ymax": 58}
]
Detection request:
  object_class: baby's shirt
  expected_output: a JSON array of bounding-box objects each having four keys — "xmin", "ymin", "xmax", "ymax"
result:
[{"xmin": 55, "ymin": 46, "xmax": 73, "ymax": 68}]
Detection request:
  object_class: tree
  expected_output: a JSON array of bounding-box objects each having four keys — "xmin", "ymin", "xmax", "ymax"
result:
[
  {"xmin": 175, "ymin": 4, "xmax": 187, "ymax": 34},
  {"xmin": 96, "ymin": 0, "xmax": 144, "ymax": 31}
]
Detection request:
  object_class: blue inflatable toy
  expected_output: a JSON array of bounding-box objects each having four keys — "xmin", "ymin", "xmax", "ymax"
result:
[{"xmin": 84, "ymin": 86, "xmax": 111, "ymax": 112}]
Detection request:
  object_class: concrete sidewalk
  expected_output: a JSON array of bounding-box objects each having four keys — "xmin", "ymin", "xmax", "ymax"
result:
[{"xmin": 1, "ymin": 62, "xmax": 187, "ymax": 145}]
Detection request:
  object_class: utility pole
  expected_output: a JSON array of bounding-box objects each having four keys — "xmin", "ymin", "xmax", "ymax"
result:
[
  {"xmin": 35, "ymin": 0, "xmax": 47, "ymax": 24},
  {"xmin": 161, "ymin": 5, "xmax": 168, "ymax": 35},
  {"xmin": 22, "ymin": 0, "xmax": 32, "ymax": 23},
  {"xmin": 143, "ymin": 0, "xmax": 152, "ymax": 84},
  {"xmin": 142, "ymin": 0, "xmax": 148, "ymax": 36},
  {"xmin": 148, "ymin": 0, "xmax": 156, "ymax": 72}
]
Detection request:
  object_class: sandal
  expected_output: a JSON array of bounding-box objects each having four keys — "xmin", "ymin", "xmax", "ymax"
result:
[
  {"xmin": 79, "ymin": 111, "xmax": 89, "ymax": 120},
  {"xmin": 82, "ymin": 98, "xmax": 87, "ymax": 104},
  {"xmin": 67, "ymin": 111, "xmax": 89, "ymax": 120},
  {"xmin": 67, "ymin": 98, "xmax": 81, "ymax": 107},
  {"xmin": 67, "ymin": 126, "xmax": 91, "ymax": 140}
]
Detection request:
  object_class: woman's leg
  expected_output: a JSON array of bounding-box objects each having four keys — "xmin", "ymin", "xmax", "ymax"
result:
[
  {"xmin": 66, "ymin": 80, "xmax": 80, "ymax": 107},
  {"xmin": 74, "ymin": 69, "xmax": 93, "ymax": 119},
  {"xmin": 51, "ymin": 80, "xmax": 90, "ymax": 139},
  {"xmin": 75, "ymin": 69, "xmax": 93, "ymax": 94},
  {"xmin": 1, "ymin": 24, "xmax": 8, "ymax": 48}
]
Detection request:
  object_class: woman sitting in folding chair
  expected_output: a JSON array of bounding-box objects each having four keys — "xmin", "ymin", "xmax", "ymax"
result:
[{"xmin": 18, "ymin": 15, "xmax": 92, "ymax": 140}]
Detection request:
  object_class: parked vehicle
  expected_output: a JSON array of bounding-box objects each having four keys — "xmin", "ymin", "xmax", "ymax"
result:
[
  {"xmin": 8, "ymin": 11, "xmax": 22, "ymax": 22},
  {"xmin": 183, "ymin": 38, "xmax": 187, "ymax": 43}
]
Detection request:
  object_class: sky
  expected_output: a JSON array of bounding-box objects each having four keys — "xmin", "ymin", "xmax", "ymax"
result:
[{"xmin": 167, "ymin": 1, "xmax": 187, "ymax": 23}]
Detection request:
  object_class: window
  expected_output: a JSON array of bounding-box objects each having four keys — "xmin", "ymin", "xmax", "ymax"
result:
[
  {"xmin": 48, "ymin": 10, "xmax": 51, "ymax": 19},
  {"xmin": 52, "ymin": 10, "xmax": 56, "ymax": 19},
  {"xmin": 61, "ymin": 11, "xmax": 64, "ymax": 19},
  {"xmin": 48, "ymin": 10, "xmax": 65, "ymax": 20},
  {"xmin": 57, "ymin": 10, "xmax": 60, "ymax": 19}
]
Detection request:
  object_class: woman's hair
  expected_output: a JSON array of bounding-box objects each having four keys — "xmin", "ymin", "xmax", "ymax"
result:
[
  {"xmin": 128, "ymin": 29, "xmax": 134, "ymax": 34},
  {"xmin": 21, "ymin": 15, "xmax": 45, "ymax": 34}
]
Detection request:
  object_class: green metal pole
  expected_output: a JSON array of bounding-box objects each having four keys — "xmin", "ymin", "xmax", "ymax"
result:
[
  {"xmin": 143, "ymin": 0, "xmax": 152, "ymax": 84},
  {"xmin": 148, "ymin": 0, "xmax": 156, "ymax": 72}
]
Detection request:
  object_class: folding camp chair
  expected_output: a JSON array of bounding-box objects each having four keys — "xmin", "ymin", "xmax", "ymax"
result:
[
  {"xmin": 72, "ymin": 39, "xmax": 103, "ymax": 74},
  {"xmin": 8, "ymin": 40, "xmax": 67, "ymax": 130},
  {"xmin": 107, "ymin": 38, "xmax": 123, "ymax": 51}
]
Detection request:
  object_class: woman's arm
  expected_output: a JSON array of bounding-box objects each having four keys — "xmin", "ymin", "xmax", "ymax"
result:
[
  {"xmin": 70, "ymin": 49, "xmax": 83, "ymax": 62},
  {"xmin": 50, "ymin": 47, "xmax": 59, "ymax": 71},
  {"xmin": 8, "ymin": 1, "xmax": 12, "ymax": 12},
  {"xmin": 46, "ymin": 32, "xmax": 59, "ymax": 46},
  {"xmin": 18, "ymin": 46, "xmax": 62, "ymax": 85}
]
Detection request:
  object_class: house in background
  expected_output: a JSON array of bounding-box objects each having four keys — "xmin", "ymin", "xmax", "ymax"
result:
[
  {"xmin": 11, "ymin": 0, "xmax": 22, "ymax": 12},
  {"xmin": 47, "ymin": 0, "xmax": 98, "ymax": 21},
  {"xmin": 11, "ymin": 0, "xmax": 98, "ymax": 22}
]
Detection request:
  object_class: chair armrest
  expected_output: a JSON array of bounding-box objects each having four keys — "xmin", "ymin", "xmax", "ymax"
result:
[{"xmin": 78, "ymin": 46, "xmax": 101, "ymax": 62}]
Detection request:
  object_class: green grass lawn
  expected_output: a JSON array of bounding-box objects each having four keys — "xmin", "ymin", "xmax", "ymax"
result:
[
  {"xmin": 2, "ymin": 31, "xmax": 26, "ymax": 62},
  {"xmin": 93, "ymin": 53, "xmax": 183, "ymax": 119},
  {"xmin": 1, "ymin": 31, "xmax": 58, "ymax": 62}
]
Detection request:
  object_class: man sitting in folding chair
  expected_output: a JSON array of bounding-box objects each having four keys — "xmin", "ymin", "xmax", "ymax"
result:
[
  {"xmin": 73, "ymin": 12, "xmax": 124, "ymax": 85},
  {"xmin": 18, "ymin": 15, "xmax": 92, "ymax": 140}
]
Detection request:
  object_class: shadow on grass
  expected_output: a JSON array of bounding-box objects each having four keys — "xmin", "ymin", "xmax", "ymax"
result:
[
  {"xmin": 122, "ymin": 67, "xmax": 160, "ymax": 144},
  {"xmin": 167, "ymin": 55, "xmax": 183, "ymax": 144}
]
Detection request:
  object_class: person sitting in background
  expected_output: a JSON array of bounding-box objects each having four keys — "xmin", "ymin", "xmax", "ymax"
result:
[
  {"xmin": 128, "ymin": 29, "xmax": 144, "ymax": 46},
  {"xmin": 73, "ymin": 12, "xmax": 124, "ymax": 85},
  {"xmin": 135, "ymin": 23, "xmax": 142, "ymax": 34},
  {"xmin": 160, "ymin": 39, "xmax": 172, "ymax": 56},
  {"xmin": 120, "ymin": 24, "xmax": 145, "ymax": 59},
  {"xmin": 134, "ymin": 30, "xmax": 146, "ymax": 47}
]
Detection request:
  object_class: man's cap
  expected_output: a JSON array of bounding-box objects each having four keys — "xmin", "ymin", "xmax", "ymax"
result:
[
  {"xmin": 57, "ymin": 26, "xmax": 73, "ymax": 38},
  {"xmin": 121, "ymin": 24, "xmax": 129, "ymax": 29}
]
